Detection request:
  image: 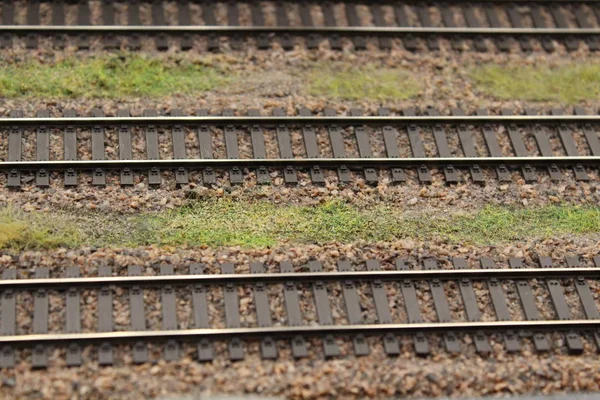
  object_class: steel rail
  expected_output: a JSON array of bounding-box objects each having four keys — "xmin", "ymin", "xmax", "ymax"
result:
[
  {"xmin": 1, "ymin": 115, "xmax": 600, "ymax": 127},
  {"xmin": 1, "ymin": 156, "xmax": 599, "ymax": 171},
  {"xmin": 391, "ymin": 0, "xmax": 600, "ymax": 2},
  {"xmin": 0, "ymin": 267, "xmax": 597, "ymax": 289},
  {"xmin": 319, "ymin": 0, "xmax": 600, "ymax": 2},
  {"xmin": 15, "ymin": 0, "xmax": 600, "ymax": 3},
  {"xmin": 1, "ymin": 320, "xmax": 599, "ymax": 345},
  {"xmin": 25, "ymin": 0, "xmax": 600, "ymax": 3},
  {"xmin": 0, "ymin": 25, "xmax": 599, "ymax": 36}
]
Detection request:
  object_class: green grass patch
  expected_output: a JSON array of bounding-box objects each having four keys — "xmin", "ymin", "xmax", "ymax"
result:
[
  {"xmin": 470, "ymin": 63, "xmax": 600, "ymax": 104},
  {"xmin": 1, "ymin": 201, "xmax": 600, "ymax": 251},
  {"xmin": 145, "ymin": 200, "xmax": 374, "ymax": 247},
  {"xmin": 0, "ymin": 54, "xmax": 230, "ymax": 99},
  {"xmin": 428, "ymin": 205, "xmax": 600, "ymax": 242},
  {"xmin": 307, "ymin": 64, "xmax": 422, "ymax": 101}
]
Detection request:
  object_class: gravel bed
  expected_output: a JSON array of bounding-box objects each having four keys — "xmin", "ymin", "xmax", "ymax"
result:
[
  {"xmin": 1, "ymin": 167, "xmax": 599, "ymax": 215},
  {"xmin": 3, "ymin": 30, "xmax": 594, "ymax": 53},
  {"xmin": 0, "ymin": 238, "xmax": 599, "ymax": 399}
]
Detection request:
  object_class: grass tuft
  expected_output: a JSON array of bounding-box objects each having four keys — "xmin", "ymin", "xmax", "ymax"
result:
[
  {"xmin": 0, "ymin": 54, "xmax": 230, "ymax": 99},
  {"xmin": 307, "ymin": 64, "xmax": 422, "ymax": 101},
  {"xmin": 469, "ymin": 63, "xmax": 600, "ymax": 104},
  {"xmin": 0, "ymin": 207, "xmax": 80, "ymax": 250}
]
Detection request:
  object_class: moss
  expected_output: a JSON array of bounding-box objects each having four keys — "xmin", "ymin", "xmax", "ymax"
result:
[
  {"xmin": 1, "ymin": 202, "xmax": 600, "ymax": 251},
  {"xmin": 307, "ymin": 64, "xmax": 422, "ymax": 101},
  {"xmin": 469, "ymin": 63, "xmax": 600, "ymax": 104},
  {"xmin": 0, "ymin": 54, "xmax": 230, "ymax": 99}
]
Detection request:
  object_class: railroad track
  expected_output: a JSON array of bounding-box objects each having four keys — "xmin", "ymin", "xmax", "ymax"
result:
[
  {"xmin": 1, "ymin": 255, "xmax": 600, "ymax": 367},
  {"xmin": 2, "ymin": 107, "xmax": 600, "ymax": 187},
  {"xmin": 3, "ymin": 0, "xmax": 600, "ymax": 52}
]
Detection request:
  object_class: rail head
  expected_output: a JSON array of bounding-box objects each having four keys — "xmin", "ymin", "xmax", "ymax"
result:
[
  {"xmin": 1, "ymin": 156, "xmax": 600, "ymax": 171},
  {"xmin": 1, "ymin": 26, "xmax": 599, "ymax": 36},
  {"xmin": 0, "ymin": 267, "xmax": 598, "ymax": 289},
  {"xmin": 1, "ymin": 115, "xmax": 600, "ymax": 127},
  {"xmin": 1, "ymin": 319, "xmax": 599, "ymax": 346}
]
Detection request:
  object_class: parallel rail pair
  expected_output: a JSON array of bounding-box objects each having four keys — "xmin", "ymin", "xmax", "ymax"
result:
[
  {"xmin": 3, "ymin": 108, "xmax": 600, "ymax": 187},
  {"xmin": 1, "ymin": 255, "xmax": 600, "ymax": 367},
  {"xmin": 3, "ymin": 1, "xmax": 600, "ymax": 51}
]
